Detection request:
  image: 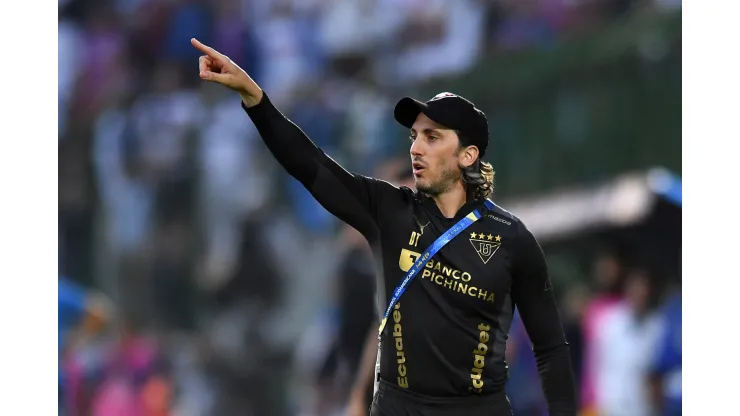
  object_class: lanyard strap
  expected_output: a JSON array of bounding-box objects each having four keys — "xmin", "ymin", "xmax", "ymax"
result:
[{"xmin": 377, "ymin": 199, "xmax": 494, "ymax": 337}]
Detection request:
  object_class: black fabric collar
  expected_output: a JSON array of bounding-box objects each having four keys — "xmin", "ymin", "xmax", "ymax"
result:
[{"xmin": 415, "ymin": 191, "xmax": 486, "ymax": 222}]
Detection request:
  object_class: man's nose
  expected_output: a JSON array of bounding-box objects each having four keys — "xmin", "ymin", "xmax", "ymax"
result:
[{"xmin": 410, "ymin": 138, "xmax": 424, "ymax": 157}]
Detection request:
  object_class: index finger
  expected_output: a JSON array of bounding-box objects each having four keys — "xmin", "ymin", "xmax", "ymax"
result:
[{"xmin": 191, "ymin": 38, "xmax": 222, "ymax": 60}]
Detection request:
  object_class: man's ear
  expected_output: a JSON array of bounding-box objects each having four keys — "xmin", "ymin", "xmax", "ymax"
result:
[{"xmin": 459, "ymin": 145, "xmax": 479, "ymax": 168}]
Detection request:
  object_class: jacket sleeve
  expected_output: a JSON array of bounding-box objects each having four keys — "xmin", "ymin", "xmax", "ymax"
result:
[{"xmin": 510, "ymin": 224, "xmax": 578, "ymax": 416}]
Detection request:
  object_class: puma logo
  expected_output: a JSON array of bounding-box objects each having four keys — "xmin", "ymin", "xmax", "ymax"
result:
[{"xmin": 414, "ymin": 216, "xmax": 430, "ymax": 235}]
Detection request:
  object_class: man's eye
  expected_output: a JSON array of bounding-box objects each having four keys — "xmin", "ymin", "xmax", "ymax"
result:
[
  {"xmin": 428, "ymin": 136, "xmax": 437, "ymax": 142},
  {"xmin": 409, "ymin": 135, "xmax": 417, "ymax": 141}
]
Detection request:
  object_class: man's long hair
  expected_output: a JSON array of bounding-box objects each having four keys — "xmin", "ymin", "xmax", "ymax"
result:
[
  {"xmin": 462, "ymin": 159, "xmax": 495, "ymax": 200},
  {"xmin": 456, "ymin": 131, "xmax": 495, "ymax": 200}
]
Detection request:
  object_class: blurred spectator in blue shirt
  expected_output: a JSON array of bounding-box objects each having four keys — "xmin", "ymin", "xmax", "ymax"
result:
[
  {"xmin": 650, "ymin": 291, "xmax": 682, "ymax": 416},
  {"xmin": 59, "ymin": 277, "xmax": 112, "ymax": 411}
]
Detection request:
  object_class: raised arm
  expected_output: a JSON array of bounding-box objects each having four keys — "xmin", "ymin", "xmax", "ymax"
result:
[
  {"xmin": 192, "ymin": 38, "xmax": 393, "ymax": 234},
  {"xmin": 510, "ymin": 224, "xmax": 577, "ymax": 416}
]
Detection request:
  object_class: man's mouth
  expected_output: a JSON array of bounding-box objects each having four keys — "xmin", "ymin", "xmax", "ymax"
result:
[{"xmin": 412, "ymin": 162, "xmax": 425, "ymax": 175}]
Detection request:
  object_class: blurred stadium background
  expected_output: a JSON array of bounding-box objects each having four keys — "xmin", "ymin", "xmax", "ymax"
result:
[{"xmin": 57, "ymin": 0, "xmax": 682, "ymax": 415}]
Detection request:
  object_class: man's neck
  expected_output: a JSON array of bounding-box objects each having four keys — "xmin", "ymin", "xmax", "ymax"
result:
[{"xmin": 432, "ymin": 182, "xmax": 468, "ymax": 218}]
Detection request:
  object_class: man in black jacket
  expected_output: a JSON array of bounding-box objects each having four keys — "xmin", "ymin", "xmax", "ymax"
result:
[{"xmin": 190, "ymin": 38, "xmax": 576, "ymax": 416}]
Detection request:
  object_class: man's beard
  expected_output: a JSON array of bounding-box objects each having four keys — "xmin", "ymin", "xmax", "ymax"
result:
[{"xmin": 415, "ymin": 164, "xmax": 460, "ymax": 196}]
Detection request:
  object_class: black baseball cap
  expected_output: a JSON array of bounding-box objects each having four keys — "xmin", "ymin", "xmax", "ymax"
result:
[{"xmin": 394, "ymin": 92, "xmax": 490, "ymax": 158}]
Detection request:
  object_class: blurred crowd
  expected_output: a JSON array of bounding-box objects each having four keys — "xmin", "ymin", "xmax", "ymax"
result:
[{"xmin": 58, "ymin": 0, "xmax": 681, "ymax": 415}]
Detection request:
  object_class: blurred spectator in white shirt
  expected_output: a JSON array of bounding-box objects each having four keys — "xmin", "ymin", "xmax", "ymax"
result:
[
  {"xmin": 58, "ymin": 17, "xmax": 83, "ymax": 139},
  {"xmin": 592, "ymin": 269, "xmax": 662, "ymax": 416},
  {"xmin": 394, "ymin": 0, "xmax": 485, "ymax": 83}
]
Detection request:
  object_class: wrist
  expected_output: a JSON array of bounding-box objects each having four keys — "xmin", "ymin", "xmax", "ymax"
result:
[{"xmin": 239, "ymin": 88, "xmax": 264, "ymax": 108}]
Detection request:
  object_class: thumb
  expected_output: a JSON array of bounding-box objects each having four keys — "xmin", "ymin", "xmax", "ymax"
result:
[{"xmin": 200, "ymin": 70, "xmax": 231, "ymax": 85}]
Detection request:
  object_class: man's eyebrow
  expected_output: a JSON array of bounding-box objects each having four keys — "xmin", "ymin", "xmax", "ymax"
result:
[
  {"xmin": 410, "ymin": 128, "xmax": 446, "ymax": 135},
  {"xmin": 424, "ymin": 128, "xmax": 445, "ymax": 135}
]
